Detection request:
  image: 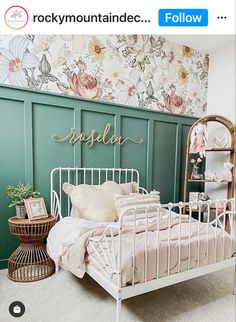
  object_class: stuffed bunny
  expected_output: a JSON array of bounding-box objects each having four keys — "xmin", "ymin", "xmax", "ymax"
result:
[
  {"xmin": 190, "ymin": 123, "xmax": 208, "ymax": 157},
  {"xmin": 217, "ymin": 162, "xmax": 234, "ymax": 182}
]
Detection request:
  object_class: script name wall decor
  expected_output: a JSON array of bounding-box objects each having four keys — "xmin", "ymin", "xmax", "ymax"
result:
[{"xmin": 51, "ymin": 123, "xmax": 143, "ymax": 147}]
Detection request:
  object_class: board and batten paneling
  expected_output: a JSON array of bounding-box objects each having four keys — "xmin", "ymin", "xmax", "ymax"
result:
[
  {"xmin": 81, "ymin": 110, "xmax": 116, "ymax": 168},
  {"xmin": 120, "ymin": 116, "xmax": 149, "ymax": 188},
  {"xmin": 153, "ymin": 121, "xmax": 179, "ymax": 203},
  {"xmin": 0, "ymin": 84, "xmax": 197, "ymax": 269}
]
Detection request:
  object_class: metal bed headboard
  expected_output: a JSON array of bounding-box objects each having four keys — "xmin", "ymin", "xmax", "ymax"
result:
[{"xmin": 50, "ymin": 167, "xmax": 140, "ymax": 218}]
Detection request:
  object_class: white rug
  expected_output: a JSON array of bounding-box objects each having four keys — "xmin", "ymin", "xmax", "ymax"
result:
[{"xmin": 0, "ymin": 267, "xmax": 235, "ymax": 322}]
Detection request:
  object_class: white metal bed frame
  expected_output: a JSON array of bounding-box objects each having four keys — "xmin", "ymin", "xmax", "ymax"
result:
[{"xmin": 50, "ymin": 167, "xmax": 236, "ymax": 322}]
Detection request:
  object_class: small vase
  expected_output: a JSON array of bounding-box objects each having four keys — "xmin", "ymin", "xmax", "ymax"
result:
[
  {"xmin": 191, "ymin": 166, "xmax": 199, "ymax": 179},
  {"xmin": 16, "ymin": 205, "xmax": 26, "ymax": 219}
]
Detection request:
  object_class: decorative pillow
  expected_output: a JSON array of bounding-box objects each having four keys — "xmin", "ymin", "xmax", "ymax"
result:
[
  {"xmin": 63, "ymin": 181, "xmax": 123, "ymax": 221},
  {"xmin": 114, "ymin": 193, "xmax": 160, "ymax": 222},
  {"xmin": 119, "ymin": 182, "xmax": 139, "ymax": 195},
  {"xmin": 70, "ymin": 206, "xmax": 80, "ymax": 218}
]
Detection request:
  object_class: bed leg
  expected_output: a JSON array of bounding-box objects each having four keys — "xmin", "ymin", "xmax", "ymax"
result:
[
  {"xmin": 116, "ymin": 298, "xmax": 122, "ymax": 322},
  {"xmin": 233, "ymin": 269, "xmax": 236, "ymax": 296}
]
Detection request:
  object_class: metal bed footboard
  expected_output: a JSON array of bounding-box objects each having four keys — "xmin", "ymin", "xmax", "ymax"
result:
[
  {"xmin": 50, "ymin": 167, "xmax": 235, "ymax": 322},
  {"xmin": 87, "ymin": 199, "xmax": 235, "ymax": 322}
]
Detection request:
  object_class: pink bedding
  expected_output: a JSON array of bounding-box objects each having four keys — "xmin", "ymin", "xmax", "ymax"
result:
[{"xmin": 47, "ymin": 213, "xmax": 235, "ymax": 286}]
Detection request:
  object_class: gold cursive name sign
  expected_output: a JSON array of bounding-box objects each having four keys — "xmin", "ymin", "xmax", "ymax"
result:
[{"xmin": 51, "ymin": 123, "xmax": 143, "ymax": 148}]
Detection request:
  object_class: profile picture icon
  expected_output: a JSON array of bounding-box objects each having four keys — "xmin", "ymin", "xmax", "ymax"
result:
[{"xmin": 4, "ymin": 6, "xmax": 29, "ymax": 30}]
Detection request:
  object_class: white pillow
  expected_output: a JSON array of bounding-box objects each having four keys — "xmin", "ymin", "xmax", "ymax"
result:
[
  {"xmin": 119, "ymin": 182, "xmax": 138, "ymax": 195},
  {"xmin": 63, "ymin": 181, "xmax": 123, "ymax": 221},
  {"xmin": 114, "ymin": 193, "xmax": 160, "ymax": 222}
]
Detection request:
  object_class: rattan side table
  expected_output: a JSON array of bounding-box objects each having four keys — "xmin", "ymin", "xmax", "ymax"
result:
[{"xmin": 8, "ymin": 215, "xmax": 56, "ymax": 282}]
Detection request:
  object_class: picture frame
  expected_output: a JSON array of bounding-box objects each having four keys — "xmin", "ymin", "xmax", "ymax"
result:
[
  {"xmin": 24, "ymin": 197, "xmax": 48, "ymax": 220},
  {"xmin": 189, "ymin": 192, "xmax": 199, "ymax": 210}
]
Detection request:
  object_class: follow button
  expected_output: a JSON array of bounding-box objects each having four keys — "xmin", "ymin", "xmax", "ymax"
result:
[{"xmin": 158, "ymin": 9, "xmax": 208, "ymax": 27}]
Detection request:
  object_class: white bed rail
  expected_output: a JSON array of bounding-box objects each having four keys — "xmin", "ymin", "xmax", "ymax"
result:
[
  {"xmin": 88, "ymin": 198, "xmax": 235, "ymax": 290},
  {"xmin": 50, "ymin": 167, "xmax": 146, "ymax": 219}
]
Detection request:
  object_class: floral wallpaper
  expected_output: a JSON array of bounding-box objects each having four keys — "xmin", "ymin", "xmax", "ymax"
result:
[{"xmin": 0, "ymin": 35, "xmax": 209, "ymax": 116}]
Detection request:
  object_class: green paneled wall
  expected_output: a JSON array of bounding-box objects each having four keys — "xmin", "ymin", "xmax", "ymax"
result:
[
  {"xmin": 0, "ymin": 98, "xmax": 26, "ymax": 269},
  {"xmin": 81, "ymin": 111, "xmax": 115, "ymax": 168},
  {"xmin": 153, "ymin": 121, "xmax": 178, "ymax": 203},
  {"xmin": 0, "ymin": 84, "xmax": 197, "ymax": 269},
  {"xmin": 120, "ymin": 116, "xmax": 148, "ymax": 188}
]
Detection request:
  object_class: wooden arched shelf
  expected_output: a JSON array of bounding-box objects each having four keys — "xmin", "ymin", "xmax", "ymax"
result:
[{"xmin": 184, "ymin": 115, "xmax": 236, "ymax": 233}]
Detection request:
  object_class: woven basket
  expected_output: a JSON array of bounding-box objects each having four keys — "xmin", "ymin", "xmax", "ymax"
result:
[{"xmin": 16, "ymin": 205, "xmax": 26, "ymax": 219}]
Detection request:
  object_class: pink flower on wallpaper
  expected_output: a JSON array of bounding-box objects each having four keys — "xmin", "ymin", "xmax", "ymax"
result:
[
  {"xmin": 164, "ymin": 94, "xmax": 186, "ymax": 114},
  {"xmin": 0, "ymin": 36, "xmax": 39, "ymax": 87},
  {"xmin": 68, "ymin": 72, "xmax": 102, "ymax": 99}
]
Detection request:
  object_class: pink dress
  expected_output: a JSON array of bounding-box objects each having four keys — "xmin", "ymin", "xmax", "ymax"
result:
[{"xmin": 190, "ymin": 134, "xmax": 206, "ymax": 153}]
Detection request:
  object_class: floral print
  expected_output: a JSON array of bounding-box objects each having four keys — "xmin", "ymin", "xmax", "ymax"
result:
[
  {"xmin": 122, "ymin": 35, "xmax": 151, "ymax": 70},
  {"xmin": 116, "ymin": 69, "xmax": 146, "ymax": 106},
  {"xmin": 159, "ymin": 41, "xmax": 182, "ymax": 80},
  {"xmin": 0, "ymin": 35, "xmax": 209, "ymax": 117},
  {"xmin": 178, "ymin": 66, "xmax": 189, "ymax": 85},
  {"xmin": 182, "ymin": 46, "xmax": 193, "ymax": 59},
  {"xmin": 88, "ymin": 37, "xmax": 105, "ymax": 61},
  {"xmin": 0, "ymin": 36, "xmax": 39, "ymax": 87},
  {"xmin": 68, "ymin": 72, "xmax": 102, "ymax": 99},
  {"xmin": 164, "ymin": 93, "xmax": 185, "ymax": 115}
]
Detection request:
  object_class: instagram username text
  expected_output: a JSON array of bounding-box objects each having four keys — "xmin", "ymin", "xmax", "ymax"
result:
[{"xmin": 33, "ymin": 12, "xmax": 151, "ymax": 24}]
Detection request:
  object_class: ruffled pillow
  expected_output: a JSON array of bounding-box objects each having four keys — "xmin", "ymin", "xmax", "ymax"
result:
[{"xmin": 114, "ymin": 192, "xmax": 160, "ymax": 222}]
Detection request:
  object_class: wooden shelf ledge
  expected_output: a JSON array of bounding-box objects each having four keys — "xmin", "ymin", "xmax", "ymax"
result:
[
  {"xmin": 188, "ymin": 179, "xmax": 231, "ymax": 183},
  {"xmin": 185, "ymin": 207, "xmax": 226, "ymax": 213},
  {"xmin": 205, "ymin": 147, "xmax": 234, "ymax": 152}
]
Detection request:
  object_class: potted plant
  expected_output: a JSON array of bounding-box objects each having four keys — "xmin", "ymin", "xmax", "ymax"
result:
[{"xmin": 6, "ymin": 183, "xmax": 40, "ymax": 219}]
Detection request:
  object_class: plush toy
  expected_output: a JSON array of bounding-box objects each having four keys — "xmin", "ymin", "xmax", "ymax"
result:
[
  {"xmin": 150, "ymin": 190, "xmax": 160, "ymax": 203},
  {"xmin": 217, "ymin": 162, "xmax": 234, "ymax": 182},
  {"xmin": 190, "ymin": 123, "xmax": 208, "ymax": 157},
  {"xmin": 204, "ymin": 170, "xmax": 217, "ymax": 181},
  {"xmin": 198, "ymin": 192, "xmax": 210, "ymax": 201},
  {"xmin": 198, "ymin": 193, "xmax": 210, "ymax": 212}
]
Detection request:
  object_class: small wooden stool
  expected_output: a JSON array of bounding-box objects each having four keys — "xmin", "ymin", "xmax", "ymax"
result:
[{"xmin": 8, "ymin": 215, "xmax": 56, "ymax": 282}]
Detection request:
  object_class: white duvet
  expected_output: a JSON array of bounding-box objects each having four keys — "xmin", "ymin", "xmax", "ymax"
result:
[{"xmin": 47, "ymin": 217, "xmax": 110, "ymax": 271}]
